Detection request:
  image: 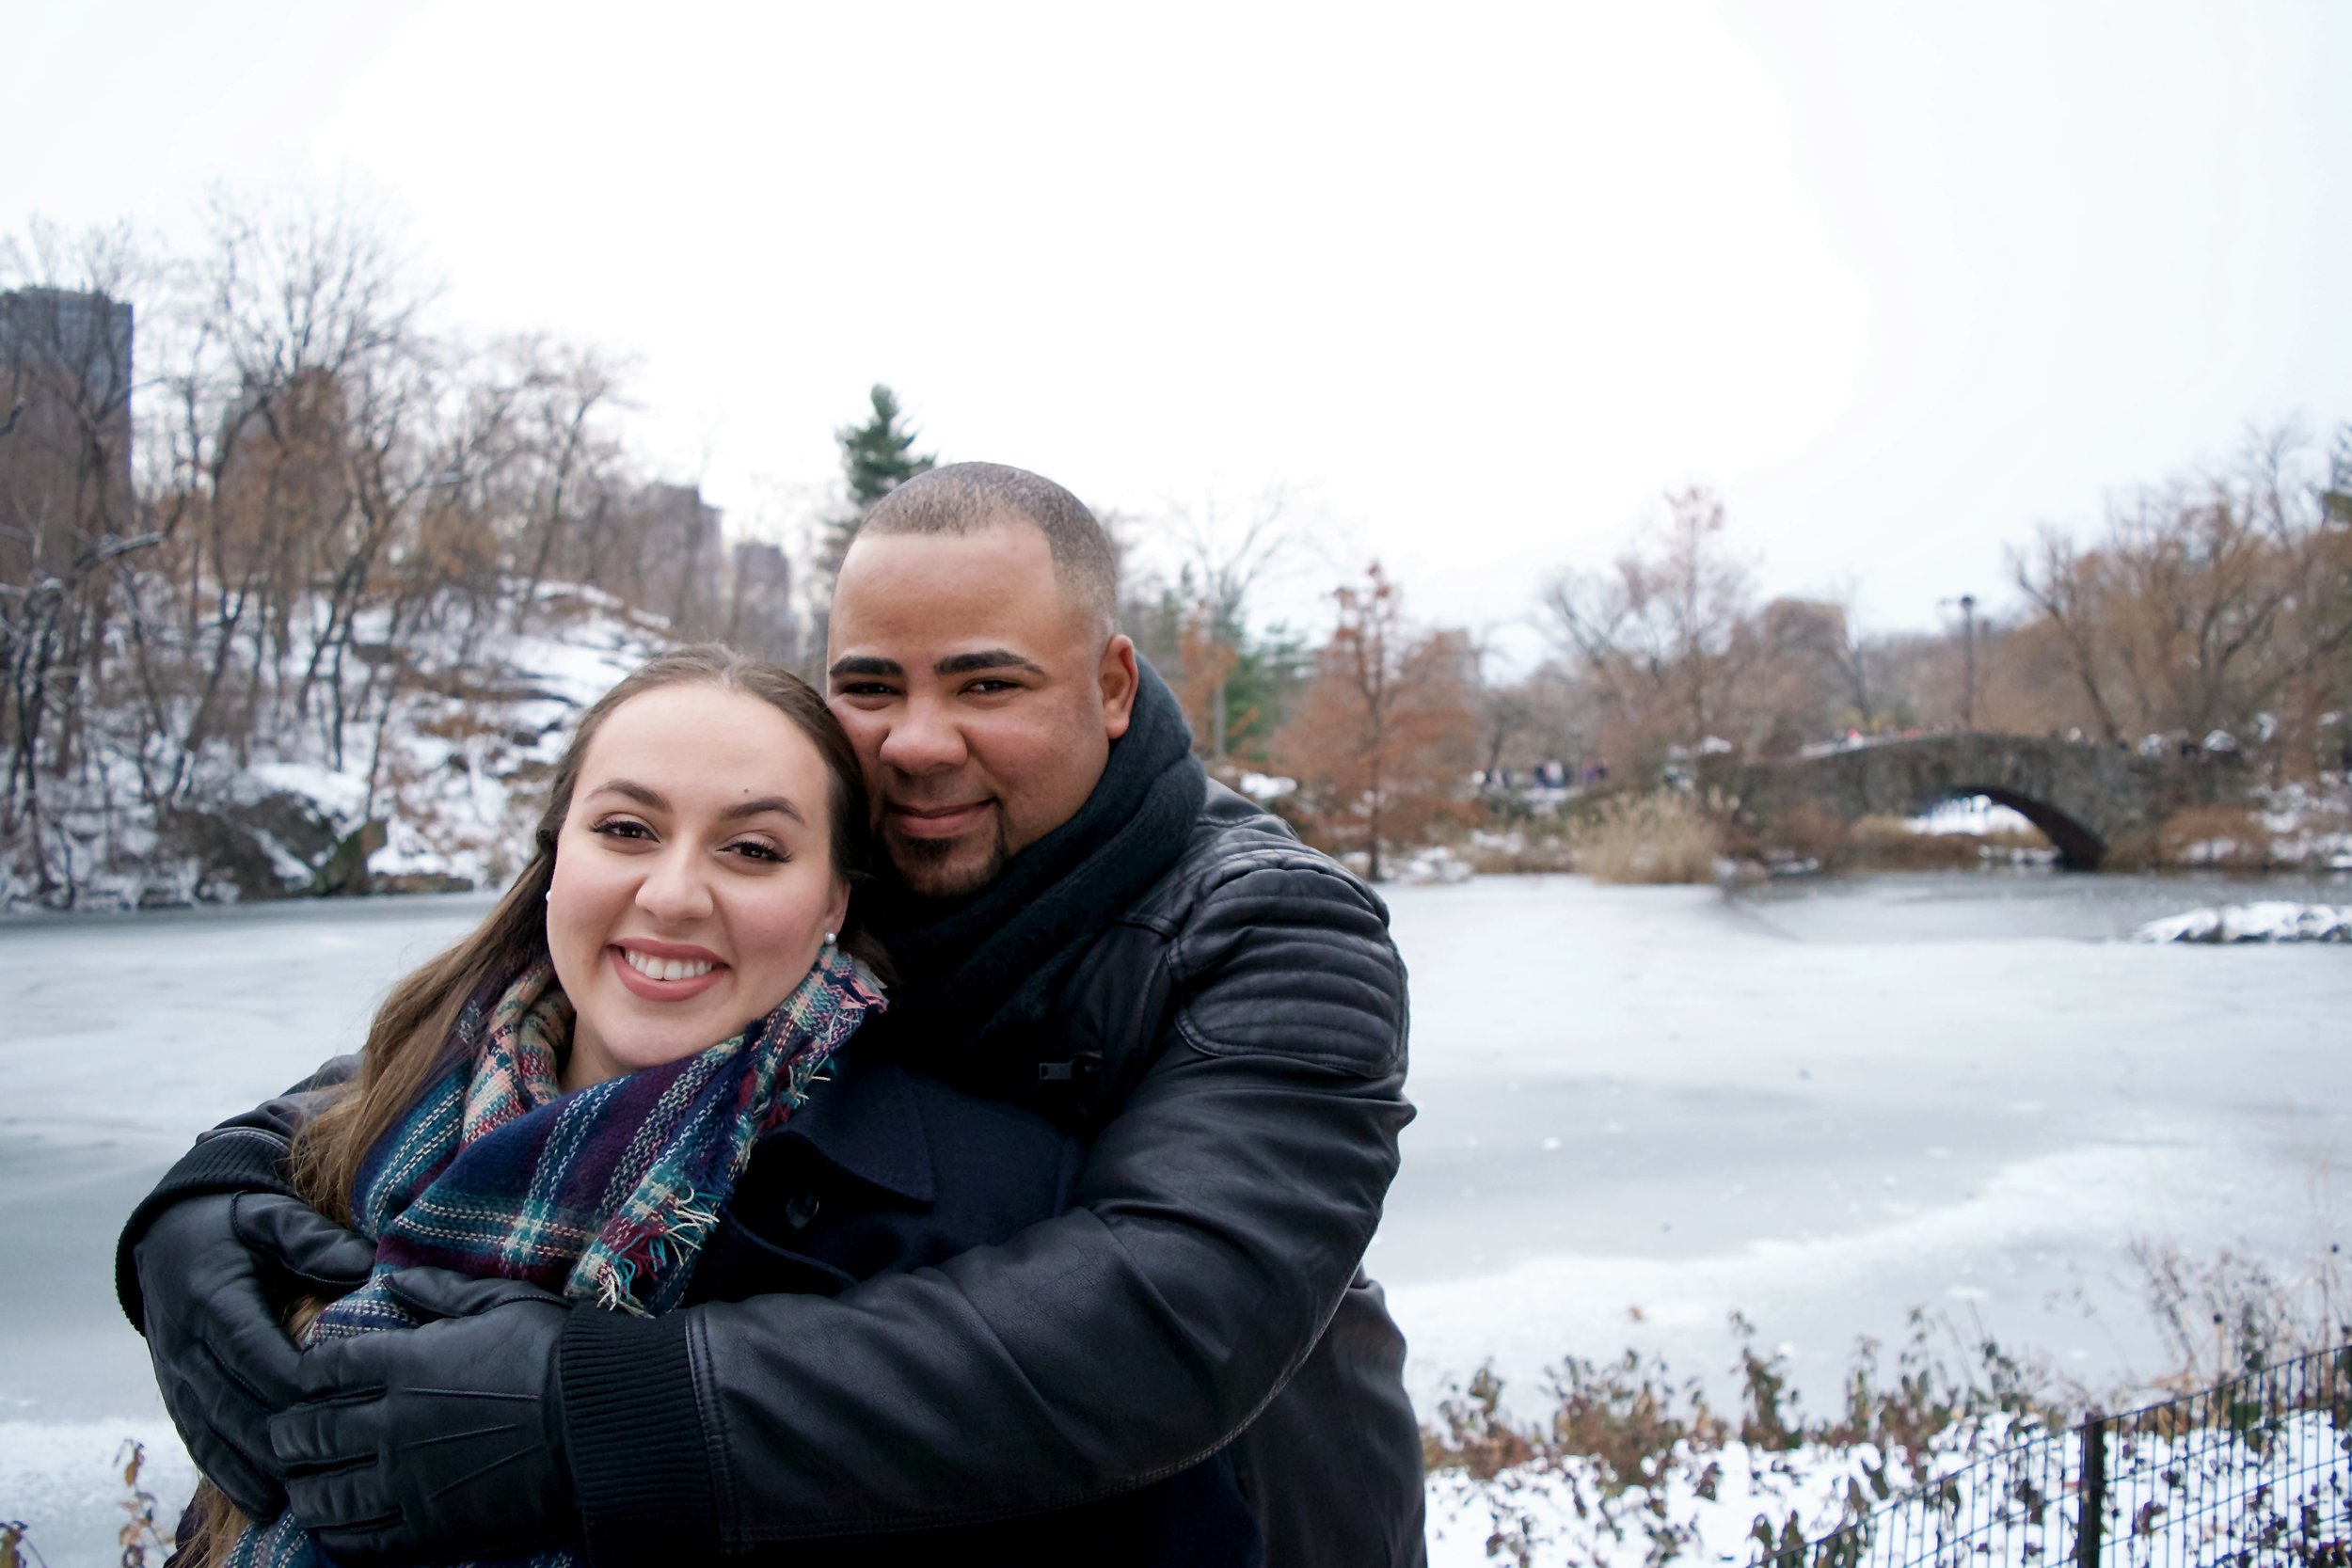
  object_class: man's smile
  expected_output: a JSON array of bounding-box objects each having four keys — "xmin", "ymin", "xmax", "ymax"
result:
[{"xmin": 884, "ymin": 799, "xmax": 995, "ymax": 838}]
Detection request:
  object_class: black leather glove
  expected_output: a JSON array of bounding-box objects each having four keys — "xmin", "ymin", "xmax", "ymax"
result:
[
  {"xmin": 135, "ymin": 1191, "xmax": 376, "ymax": 1519},
  {"xmin": 269, "ymin": 1268, "xmax": 580, "ymax": 1564}
]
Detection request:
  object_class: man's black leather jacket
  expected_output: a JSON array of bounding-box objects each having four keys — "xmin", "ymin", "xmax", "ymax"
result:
[{"xmin": 119, "ymin": 784, "xmax": 1425, "ymax": 1567}]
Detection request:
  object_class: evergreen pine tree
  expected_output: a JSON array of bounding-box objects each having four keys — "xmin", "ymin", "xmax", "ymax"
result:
[{"xmin": 818, "ymin": 384, "xmax": 933, "ymax": 580}]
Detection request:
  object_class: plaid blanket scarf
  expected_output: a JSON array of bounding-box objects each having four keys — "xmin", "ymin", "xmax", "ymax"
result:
[{"xmin": 227, "ymin": 943, "xmax": 884, "ymax": 1568}]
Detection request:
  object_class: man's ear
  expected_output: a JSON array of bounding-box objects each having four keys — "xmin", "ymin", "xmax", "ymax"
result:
[{"xmin": 1100, "ymin": 635, "xmax": 1139, "ymax": 741}]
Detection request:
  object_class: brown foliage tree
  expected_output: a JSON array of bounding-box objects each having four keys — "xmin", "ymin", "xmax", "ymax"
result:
[{"xmin": 1276, "ymin": 562, "xmax": 1477, "ymax": 880}]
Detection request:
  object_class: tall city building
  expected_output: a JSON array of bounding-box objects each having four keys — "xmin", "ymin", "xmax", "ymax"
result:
[{"xmin": 0, "ymin": 286, "xmax": 137, "ymax": 579}]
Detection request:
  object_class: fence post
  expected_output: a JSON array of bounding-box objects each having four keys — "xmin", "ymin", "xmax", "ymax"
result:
[{"xmin": 2075, "ymin": 1411, "xmax": 2106, "ymax": 1568}]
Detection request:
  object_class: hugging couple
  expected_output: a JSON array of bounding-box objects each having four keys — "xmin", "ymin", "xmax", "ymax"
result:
[{"xmin": 123, "ymin": 461, "xmax": 1424, "ymax": 1567}]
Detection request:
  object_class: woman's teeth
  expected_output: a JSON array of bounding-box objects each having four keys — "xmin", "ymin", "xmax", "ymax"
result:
[{"xmin": 622, "ymin": 950, "xmax": 716, "ymax": 981}]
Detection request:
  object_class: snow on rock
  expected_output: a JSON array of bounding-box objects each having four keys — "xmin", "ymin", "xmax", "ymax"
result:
[
  {"xmin": 1233, "ymin": 770, "xmax": 1297, "ymax": 802},
  {"xmin": 1391, "ymin": 846, "xmax": 1475, "ymax": 885},
  {"xmin": 1905, "ymin": 795, "xmax": 2036, "ymax": 836},
  {"xmin": 3, "ymin": 583, "xmax": 675, "ymax": 910},
  {"xmin": 2133, "ymin": 902, "xmax": 2352, "ymax": 943}
]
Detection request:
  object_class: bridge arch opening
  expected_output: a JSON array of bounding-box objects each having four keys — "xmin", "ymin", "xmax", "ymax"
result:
[{"xmin": 1947, "ymin": 785, "xmax": 2103, "ymax": 871}]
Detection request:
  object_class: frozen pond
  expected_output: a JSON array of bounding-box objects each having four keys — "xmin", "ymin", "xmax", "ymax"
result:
[
  {"xmin": 1381, "ymin": 870, "xmax": 2349, "ymax": 1417},
  {"xmin": 2, "ymin": 870, "xmax": 2344, "ymax": 1560}
]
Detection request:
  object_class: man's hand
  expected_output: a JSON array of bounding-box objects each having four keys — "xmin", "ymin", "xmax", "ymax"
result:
[
  {"xmin": 270, "ymin": 1269, "xmax": 579, "ymax": 1564},
  {"xmin": 135, "ymin": 1192, "xmax": 376, "ymax": 1518}
]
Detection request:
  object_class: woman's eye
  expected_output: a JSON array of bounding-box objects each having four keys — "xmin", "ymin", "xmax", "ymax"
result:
[
  {"xmin": 728, "ymin": 840, "xmax": 786, "ymax": 863},
  {"xmin": 591, "ymin": 817, "xmax": 653, "ymax": 841}
]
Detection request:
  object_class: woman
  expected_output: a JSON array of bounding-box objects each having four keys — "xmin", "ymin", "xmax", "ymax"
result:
[
  {"xmin": 180, "ymin": 645, "xmax": 1260, "ymax": 1567},
  {"xmin": 181, "ymin": 645, "xmax": 882, "ymax": 1566}
]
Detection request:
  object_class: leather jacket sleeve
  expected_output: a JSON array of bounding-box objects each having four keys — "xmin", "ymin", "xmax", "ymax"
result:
[
  {"xmin": 114, "ymin": 1055, "xmax": 362, "ymax": 1329},
  {"xmin": 558, "ymin": 856, "xmax": 1414, "ymax": 1560}
]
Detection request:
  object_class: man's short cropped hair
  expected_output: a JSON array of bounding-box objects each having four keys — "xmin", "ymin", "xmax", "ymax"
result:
[{"xmin": 858, "ymin": 462, "xmax": 1120, "ymax": 633}]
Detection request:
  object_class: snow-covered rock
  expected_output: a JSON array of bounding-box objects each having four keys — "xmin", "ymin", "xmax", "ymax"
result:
[
  {"xmin": 2132, "ymin": 903, "xmax": 2352, "ymax": 943},
  {"xmin": 1233, "ymin": 769, "xmax": 1297, "ymax": 803},
  {"xmin": 1391, "ymin": 846, "xmax": 1474, "ymax": 885}
]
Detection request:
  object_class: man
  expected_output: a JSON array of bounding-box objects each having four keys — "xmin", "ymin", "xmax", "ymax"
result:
[{"xmin": 119, "ymin": 462, "xmax": 1424, "ymax": 1564}]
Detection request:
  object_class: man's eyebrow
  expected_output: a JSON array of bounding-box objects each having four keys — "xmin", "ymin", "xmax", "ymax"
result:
[
  {"xmin": 935, "ymin": 648, "xmax": 1047, "ymax": 677},
  {"xmin": 586, "ymin": 780, "xmax": 804, "ymax": 826},
  {"xmin": 827, "ymin": 655, "xmax": 902, "ymax": 680}
]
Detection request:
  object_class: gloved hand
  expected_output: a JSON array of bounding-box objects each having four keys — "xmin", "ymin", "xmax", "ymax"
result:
[
  {"xmin": 270, "ymin": 1268, "xmax": 580, "ymax": 1564},
  {"xmin": 135, "ymin": 1191, "xmax": 377, "ymax": 1518}
]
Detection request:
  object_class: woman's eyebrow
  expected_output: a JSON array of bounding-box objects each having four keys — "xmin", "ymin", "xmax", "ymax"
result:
[
  {"xmin": 588, "ymin": 780, "xmax": 804, "ymax": 826},
  {"xmin": 589, "ymin": 779, "xmax": 668, "ymax": 811},
  {"xmin": 720, "ymin": 796, "xmax": 806, "ymax": 826}
]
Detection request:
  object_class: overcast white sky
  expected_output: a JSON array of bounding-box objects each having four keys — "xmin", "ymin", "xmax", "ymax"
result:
[{"xmin": 7, "ymin": 1, "xmax": 2345, "ymax": 657}]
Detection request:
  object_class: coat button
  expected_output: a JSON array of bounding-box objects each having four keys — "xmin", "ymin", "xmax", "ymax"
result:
[{"xmin": 785, "ymin": 1192, "xmax": 820, "ymax": 1230}]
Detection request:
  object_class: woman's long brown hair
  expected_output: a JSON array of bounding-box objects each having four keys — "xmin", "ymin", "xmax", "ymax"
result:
[{"xmin": 186, "ymin": 645, "xmax": 879, "ymax": 1562}]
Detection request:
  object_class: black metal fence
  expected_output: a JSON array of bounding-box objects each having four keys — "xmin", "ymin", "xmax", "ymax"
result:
[{"xmin": 1753, "ymin": 1343, "xmax": 2351, "ymax": 1567}]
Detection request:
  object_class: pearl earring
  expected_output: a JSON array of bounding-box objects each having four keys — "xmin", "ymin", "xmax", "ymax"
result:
[{"xmin": 823, "ymin": 931, "xmax": 837, "ymax": 945}]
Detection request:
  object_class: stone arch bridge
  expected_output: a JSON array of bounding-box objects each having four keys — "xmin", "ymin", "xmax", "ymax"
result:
[{"xmin": 1722, "ymin": 734, "xmax": 2251, "ymax": 870}]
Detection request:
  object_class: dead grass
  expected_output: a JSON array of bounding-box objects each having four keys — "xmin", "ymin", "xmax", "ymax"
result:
[
  {"xmin": 1845, "ymin": 816, "xmax": 1986, "ymax": 871},
  {"xmin": 1756, "ymin": 801, "xmax": 1851, "ymax": 870},
  {"xmin": 1461, "ymin": 832, "xmax": 1580, "ymax": 875},
  {"xmin": 2155, "ymin": 805, "xmax": 2274, "ymax": 870},
  {"xmin": 1571, "ymin": 790, "xmax": 1724, "ymax": 884},
  {"xmin": 1424, "ymin": 1240, "xmax": 2349, "ymax": 1565}
]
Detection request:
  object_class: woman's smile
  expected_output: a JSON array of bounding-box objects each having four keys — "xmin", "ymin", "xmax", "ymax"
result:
[{"xmin": 609, "ymin": 942, "xmax": 728, "ymax": 1000}]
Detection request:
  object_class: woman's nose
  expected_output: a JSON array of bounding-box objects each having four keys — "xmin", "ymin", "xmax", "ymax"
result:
[{"xmin": 635, "ymin": 845, "xmax": 715, "ymax": 923}]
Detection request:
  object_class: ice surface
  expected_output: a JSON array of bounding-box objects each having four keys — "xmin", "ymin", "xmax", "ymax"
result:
[{"xmin": 1376, "ymin": 874, "xmax": 2348, "ymax": 1419}]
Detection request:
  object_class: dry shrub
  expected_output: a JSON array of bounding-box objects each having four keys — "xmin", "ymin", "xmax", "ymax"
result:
[
  {"xmin": 1571, "ymin": 790, "xmax": 1722, "ymax": 884},
  {"xmin": 1979, "ymin": 823, "xmax": 2055, "ymax": 854},
  {"xmin": 1759, "ymin": 801, "xmax": 1850, "ymax": 869},
  {"xmin": 1462, "ymin": 832, "xmax": 1579, "ymax": 875},
  {"xmin": 1846, "ymin": 816, "xmax": 1982, "ymax": 871},
  {"xmin": 2155, "ymin": 805, "xmax": 2272, "ymax": 870}
]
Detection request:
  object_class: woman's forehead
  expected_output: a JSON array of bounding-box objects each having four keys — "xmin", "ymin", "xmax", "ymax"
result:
[{"xmin": 580, "ymin": 687, "xmax": 826, "ymax": 800}]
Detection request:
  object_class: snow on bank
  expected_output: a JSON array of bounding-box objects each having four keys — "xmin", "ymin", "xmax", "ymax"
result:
[
  {"xmin": 3, "ymin": 584, "xmax": 672, "ymax": 911},
  {"xmin": 0, "ymin": 1418, "xmax": 194, "ymax": 1566},
  {"xmin": 2133, "ymin": 902, "xmax": 2352, "ymax": 942},
  {"xmin": 1906, "ymin": 795, "xmax": 2036, "ymax": 837},
  {"xmin": 1425, "ymin": 1444, "xmax": 1881, "ymax": 1567}
]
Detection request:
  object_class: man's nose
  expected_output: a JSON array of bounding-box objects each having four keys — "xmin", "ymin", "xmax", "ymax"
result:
[
  {"xmin": 876, "ymin": 696, "xmax": 967, "ymax": 776},
  {"xmin": 635, "ymin": 844, "xmax": 715, "ymax": 923}
]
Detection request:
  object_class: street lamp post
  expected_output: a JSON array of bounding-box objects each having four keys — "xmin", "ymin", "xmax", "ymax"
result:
[{"xmin": 1941, "ymin": 593, "xmax": 1978, "ymax": 731}]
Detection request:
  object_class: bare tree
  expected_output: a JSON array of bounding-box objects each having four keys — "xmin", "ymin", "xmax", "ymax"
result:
[
  {"xmin": 2010, "ymin": 423, "xmax": 2352, "ymax": 763},
  {"xmin": 501, "ymin": 338, "xmax": 627, "ymax": 626},
  {"xmin": 0, "ymin": 222, "xmax": 158, "ymax": 889},
  {"xmin": 1540, "ymin": 484, "xmax": 1760, "ymax": 775},
  {"xmin": 1163, "ymin": 483, "xmax": 1299, "ymax": 759}
]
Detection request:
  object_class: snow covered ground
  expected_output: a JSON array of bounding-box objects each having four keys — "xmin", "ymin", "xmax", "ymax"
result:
[{"xmin": 3, "ymin": 869, "xmax": 2345, "ymax": 1563}]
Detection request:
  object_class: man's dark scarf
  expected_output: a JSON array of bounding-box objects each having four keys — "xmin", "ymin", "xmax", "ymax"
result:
[{"xmin": 862, "ymin": 658, "xmax": 1206, "ymax": 1090}]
